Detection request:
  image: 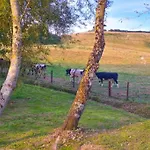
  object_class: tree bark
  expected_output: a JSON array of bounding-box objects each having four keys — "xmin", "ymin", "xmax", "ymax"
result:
[
  {"xmin": 0, "ymin": 0, "xmax": 22, "ymax": 115},
  {"xmin": 62, "ymin": 0, "xmax": 107, "ymax": 130}
]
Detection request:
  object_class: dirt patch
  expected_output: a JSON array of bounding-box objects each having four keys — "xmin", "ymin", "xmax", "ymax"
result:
[
  {"xmin": 121, "ymin": 102, "xmax": 150, "ymax": 118},
  {"xmin": 95, "ymin": 97, "xmax": 150, "ymax": 118},
  {"xmin": 41, "ymin": 127, "xmax": 105, "ymax": 150},
  {"xmin": 80, "ymin": 144, "xmax": 105, "ymax": 150}
]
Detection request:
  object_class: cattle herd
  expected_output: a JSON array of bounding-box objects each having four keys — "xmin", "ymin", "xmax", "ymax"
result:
[
  {"xmin": 23, "ymin": 63, "xmax": 47, "ymax": 79},
  {"xmin": 66, "ymin": 68, "xmax": 119, "ymax": 87},
  {"xmin": 28, "ymin": 64, "xmax": 46, "ymax": 77},
  {"xmin": 0, "ymin": 58, "xmax": 47, "ymax": 79},
  {"xmin": 0, "ymin": 58, "xmax": 119, "ymax": 87}
]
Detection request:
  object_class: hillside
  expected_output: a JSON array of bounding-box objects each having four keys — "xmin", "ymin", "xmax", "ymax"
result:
[
  {"xmin": 46, "ymin": 31, "xmax": 150, "ymax": 75},
  {"xmin": 71, "ymin": 31, "xmax": 150, "ymax": 64}
]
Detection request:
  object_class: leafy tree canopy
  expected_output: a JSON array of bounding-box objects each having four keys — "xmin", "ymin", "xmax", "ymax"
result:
[
  {"xmin": 0, "ymin": 0, "xmax": 78, "ymax": 62},
  {"xmin": 0, "ymin": 0, "xmax": 76, "ymax": 46},
  {"xmin": 0, "ymin": 0, "xmax": 112, "ymax": 62}
]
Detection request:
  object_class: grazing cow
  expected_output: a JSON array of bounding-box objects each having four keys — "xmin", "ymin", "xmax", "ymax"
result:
[
  {"xmin": 95, "ymin": 72, "xmax": 119, "ymax": 87},
  {"xmin": 66, "ymin": 68, "xmax": 84, "ymax": 83},
  {"xmin": 28, "ymin": 63, "xmax": 46, "ymax": 78}
]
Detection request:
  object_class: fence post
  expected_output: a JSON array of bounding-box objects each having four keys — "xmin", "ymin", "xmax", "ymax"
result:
[
  {"xmin": 108, "ymin": 80, "xmax": 111, "ymax": 97},
  {"xmin": 73, "ymin": 76, "xmax": 75, "ymax": 88},
  {"xmin": 50, "ymin": 70, "xmax": 53, "ymax": 83},
  {"xmin": 126, "ymin": 82, "xmax": 129, "ymax": 100}
]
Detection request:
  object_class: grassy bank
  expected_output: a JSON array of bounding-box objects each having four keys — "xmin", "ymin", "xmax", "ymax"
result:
[
  {"xmin": 92, "ymin": 120, "xmax": 150, "ymax": 150},
  {"xmin": 0, "ymin": 82, "xmax": 147, "ymax": 149}
]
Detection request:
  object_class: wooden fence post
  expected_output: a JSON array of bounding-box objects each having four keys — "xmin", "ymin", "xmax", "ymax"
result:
[
  {"xmin": 50, "ymin": 70, "xmax": 53, "ymax": 83},
  {"xmin": 108, "ymin": 80, "xmax": 111, "ymax": 97},
  {"xmin": 126, "ymin": 82, "xmax": 129, "ymax": 100},
  {"xmin": 73, "ymin": 76, "xmax": 75, "ymax": 88}
]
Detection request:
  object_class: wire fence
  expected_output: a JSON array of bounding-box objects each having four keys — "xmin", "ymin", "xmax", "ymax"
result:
[
  {"xmin": 1, "ymin": 61, "xmax": 150, "ymax": 104},
  {"xmin": 32, "ymin": 70, "xmax": 150, "ymax": 104},
  {"xmin": 91, "ymin": 78, "xmax": 150, "ymax": 103}
]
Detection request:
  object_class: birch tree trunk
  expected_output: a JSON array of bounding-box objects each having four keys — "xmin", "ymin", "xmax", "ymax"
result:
[
  {"xmin": 62, "ymin": 0, "xmax": 107, "ymax": 130},
  {"xmin": 0, "ymin": 0, "xmax": 22, "ymax": 115}
]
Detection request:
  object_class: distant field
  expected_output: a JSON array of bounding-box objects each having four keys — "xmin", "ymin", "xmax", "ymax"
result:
[{"xmin": 44, "ymin": 31, "xmax": 150, "ymax": 75}]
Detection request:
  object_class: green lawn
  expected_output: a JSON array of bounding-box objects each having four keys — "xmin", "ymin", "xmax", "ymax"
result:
[
  {"xmin": 92, "ymin": 120, "xmax": 150, "ymax": 150},
  {"xmin": 46, "ymin": 64, "xmax": 67, "ymax": 78},
  {"xmin": 0, "ymin": 82, "xmax": 146, "ymax": 149}
]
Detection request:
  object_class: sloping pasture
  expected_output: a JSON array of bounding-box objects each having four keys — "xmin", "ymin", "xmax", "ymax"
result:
[
  {"xmin": 22, "ymin": 64, "xmax": 148, "ymax": 119},
  {"xmin": 42, "ymin": 31, "xmax": 150, "ymax": 104},
  {"xmin": 45, "ymin": 32, "xmax": 150, "ymax": 67},
  {"xmin": 39, "ymin": 31, "xmax": 150, "ymax": 107},
  {"xmin": 0, "ymin": 80, "xmax": 147, "ymax": 149}
]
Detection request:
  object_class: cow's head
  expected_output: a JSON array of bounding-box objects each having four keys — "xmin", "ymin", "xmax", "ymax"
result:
[
  {"xmin": 80, "ymin": 69, "xmax": 85, "ymax": 75},
  {"xmin": 66, "ymin": 69, "xmax": 71, "ymax": 76}
]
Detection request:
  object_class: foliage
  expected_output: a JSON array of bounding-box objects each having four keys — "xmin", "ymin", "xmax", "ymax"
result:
[
  {"xmin": 0, "ymin": 0, "xmax": 12, "ymax": 59},
  {"xmin": 20, "ymin": 0, "xmax": 75, "ymax": 34},
  {"xmin": 0, "ymin": 0, "xmax": 112, "ymax": 63},
  {"xmin": 0, "ymin": 0, "xmax": 75, "ymax": 43},
  {"xmin": 0, "ymin": 0, "xmax": 76, "ymax": 64},
  {"xmin": 0, "ymin": 0, "xmax": 12, "ymax": 46}
]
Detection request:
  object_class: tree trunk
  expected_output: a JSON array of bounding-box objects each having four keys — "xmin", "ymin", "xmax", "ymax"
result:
[
  {"xmin": 62, "ymin": 0, "xmax": 107, "ymax": 130},
  {"xmin": 0, "ymin": 0, "xmax": 22, "ymax": 115}
]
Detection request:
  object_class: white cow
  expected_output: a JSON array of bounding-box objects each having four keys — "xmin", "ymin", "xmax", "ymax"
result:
[
  {"xmin": 28, "ymin": 63, "xmax": 46, "ymax": 78},
  {"xmin": 66, "ymin": 68, "xmax": 84, "ymax": 83}
]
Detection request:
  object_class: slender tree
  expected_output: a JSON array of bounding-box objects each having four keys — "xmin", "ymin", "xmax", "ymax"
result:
[
  {"xmin": 0, "ymin": 0, "xmax": 22, "ymax": 115},
  {"xmin": 62, "ymin": 0, "xmax": 107, "ymax": 130}
]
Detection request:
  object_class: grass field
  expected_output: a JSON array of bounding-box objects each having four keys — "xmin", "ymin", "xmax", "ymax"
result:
[
  {"xmin": 0, "ymin": 81, "xmax": 149, "ymax": 149},
  {"xmin": 45, "ymin": 32, "xmax": 150, "ymax": 72},
  {"xmin": 1, "ymin": 31, "xmax": 150, "ymax": 149},
  {"xmin": 40, "ymin": 31, "xmax": 150, "ymax": 110}
]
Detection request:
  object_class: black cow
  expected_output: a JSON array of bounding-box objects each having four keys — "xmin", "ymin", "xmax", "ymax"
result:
[{"xmin": 95, "ymin": 72, "xmax": 119, "ymax": 87}]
